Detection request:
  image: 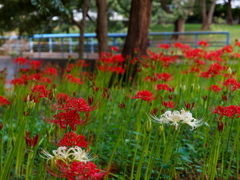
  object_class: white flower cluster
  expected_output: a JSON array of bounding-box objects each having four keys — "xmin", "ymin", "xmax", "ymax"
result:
[
  {"xmin": 41, "ymin": 146, "xmax": 94, "ymax": 164},
  {"xmin": 150, "ymin": 109, "xmax": 205, "ymax": 130}
]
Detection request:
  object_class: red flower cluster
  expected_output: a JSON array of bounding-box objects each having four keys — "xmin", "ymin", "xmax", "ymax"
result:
[
  {"xmin": 49, "ymin": 96, "xmax": 95, "ymax": 131},
  {"xmin": 65, "ymin": 74, "xmax": 83, "ymax": 84},
  {"xmin": 0, "ymin": 96, "xmax": 10, "ymax": 106},
  {"xmin": 158, "ymin": 44, "xmax": 170, "ymax": 49},
  {"xmin": 58, "ymin": 132, "xmax": 88, "ymax": 148},
  {"xmin": 30, "ymin": 60, "xmax": 42, "ymax": 70},
  {"xmin": 156, "ymin": 83, "xmax": 171, "ymax": 91},
  {"xmin": 131, "ymin": 90, "xmax": 155, "ymax": 101},
  {"xmin": 198, "ymin": 41, "xmax": 209, "ymax": 47},
  {"xmin": 97, "ymin": 53, "xmax": 125, "ymax": 74},
  {"xmin": 209, "ymin": 85, "xmax": 222, "ymax": 93},
  {"xmin": 48, "ymin": 160, "xmax": 105, "ymax": 180},
  {"xmin": 213, "ymin": 105, "xmax": 240, "ymax": 119},
  {"xmin": 223, "ymin": 78, "xmax": 240, "ymax": 91},
  {"xmin": 13, "ymin": 57, "xmax": 28, "ymax": 65},
  {"xmin": 49, "ymin": 110, "xmax": 85, "ymax": 131},
  {"xmin": 200, "ymin": 63, "xmax": 224, "ymax": 78},
  {"xmin": 162, "ymin": 100, "xmax": 175, "ymax": 108}
]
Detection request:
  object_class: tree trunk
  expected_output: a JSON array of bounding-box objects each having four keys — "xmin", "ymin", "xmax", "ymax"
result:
[
  {"xmin": 172, "ymin": 19, "xmax": 186, "ymax": 40},
  {"xmin": 201, "ymin": 0, "xmax": 208, "ymax": 30},
  {"xmin": 78, "ymin": 0, "xmax": 90, "ymax": 59},
  {"xmin": 226, "ymin": 0, "xmax": 234, "ymax": 25},
  {"xmin": 118, "ymin": 0, "xmax": 152, "ymax": 85},
  {"xmin": 96, "ymin": 0, "xmax": 108, "ymax": 56},
  {"xmin": 122, "ymin": 0, "xmax": 152, "ymax": 58},
  {"xmin": 207, "ymin": 0, "xmax": 216, "ymax": 26},
  {"xmin": 201, "ymin": 0, "xmax": 216, "ymax": 30}
]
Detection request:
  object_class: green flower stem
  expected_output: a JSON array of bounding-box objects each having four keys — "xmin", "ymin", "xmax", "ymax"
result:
[{"xmin": 135, "ymin": 130, "xmax": 151, "ymax": 180}]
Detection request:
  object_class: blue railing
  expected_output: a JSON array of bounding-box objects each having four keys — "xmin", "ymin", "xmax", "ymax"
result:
[{"xmin": 0, "ymin": 31, "xmax": 230, "ymax": 57}]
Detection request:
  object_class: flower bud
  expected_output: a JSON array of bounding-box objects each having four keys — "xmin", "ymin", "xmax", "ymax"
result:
[
  {"xmin": 145, "ymin": 120, "xmax": 152, "ymax": 133},
  {"xmin": 180, "ymin": 84, "xmax": 186, "ymax": 93},
  {"xmin": 228, "ymin": 67, "xmax": 232, "ymax": 75},
  {"xmin": 218, "ymin": 120, "xmax": 224, "ymax": 131},
  {"xmin": 158, "ymin": 125, "xmax": 164, "ymax": 136}
]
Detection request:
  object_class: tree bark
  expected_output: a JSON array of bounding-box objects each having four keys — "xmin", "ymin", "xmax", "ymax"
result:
[
  {"xmin": 122, "ymin": 0, "xmax": 152, "ymax": 59},
  {"xmin": 79, "ymin": 0, "xmax": 90, "ymax": 59},
  {"xmin": 201, "ymin": 0, "xmax": 216, "ymax": 30},
  {"xmin": 96, "ymin": 0, "xmax": 108, "ymax": 56},
  {"xmin": 172, "ymin": 19, "xmax": 186, "ymax": 40},
  {"xmin": 119, "ymin": 0, "xmax": 152, "ymax": 85},
  {"xmin": 226, "ymin": 0, "xmax": 234, "ymax": 25}
]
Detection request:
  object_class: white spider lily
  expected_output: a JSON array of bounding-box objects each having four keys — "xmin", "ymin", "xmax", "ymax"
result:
[
  {"xmin": 41, "ymin": 146, "xmax": 94, "ymax": 164},
  {"xmin": 149, "ymin": 109, "xmax": 204, "ymax": 130}
]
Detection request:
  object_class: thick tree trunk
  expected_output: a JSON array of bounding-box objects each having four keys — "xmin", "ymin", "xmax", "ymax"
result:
[
  {"xmin": 201, "ymin": 0, "xmax": 208, "ymax": 30},
  {"xmin": 122, "ymin": 0, "xmax": 152, "ymax": 59},
  {"xmin": 78, "ymin": 0, "xmax": 90, "ymax": 59},
  {"xmin": 201, "ymin": 0, "xmax": 216, "ymax": 30},
  {"xmin": 96, "ymin": 0, "xmax": 108, "ymax": 55},
  {"xmin": 172, "ymin": 19, "xmax": 186, "ymax": 40},
  {"xmin": 117, "ymin": 0, "xmax": 152, "ymax": 85},
  {"xmin": 226, "ymin": 0, "xmax": 234, "ymax": 25}
]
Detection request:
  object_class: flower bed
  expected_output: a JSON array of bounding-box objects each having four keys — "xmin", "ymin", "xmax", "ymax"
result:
[{"xmin": 0, "ymin": 41, "xmax": 239, "ymax": 179}]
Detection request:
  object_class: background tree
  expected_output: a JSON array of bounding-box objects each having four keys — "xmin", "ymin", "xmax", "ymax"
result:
[
  {"xmin": 225, "ymin": 0, "xmax": 234, "ymax": 24},
  {"xmin": 200, "ymin": 0, "xmax": 216, "ymax": 30},
  {"xmin": 121, "ymin": 0, "xmax": 152, "ymax": 83},
  {"xmin": 96, "ymin": 0, "xmax": 108, "ymax": 55},
  {"xmin": 159, "ymin": 0, "xmax": 195, "ymax": 39}
]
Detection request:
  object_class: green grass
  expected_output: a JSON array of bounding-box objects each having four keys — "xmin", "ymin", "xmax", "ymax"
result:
[{"xmin": 149, "ymin": 23, "xmax": 240, "ymax": 44}]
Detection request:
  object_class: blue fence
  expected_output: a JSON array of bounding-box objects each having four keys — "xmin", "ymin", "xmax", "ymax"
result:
[{"xmin": 0, "ymin": 31, "xmax": 230, "ymax": 57}]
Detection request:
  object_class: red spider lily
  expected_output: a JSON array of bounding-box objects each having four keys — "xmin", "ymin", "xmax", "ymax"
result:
[
  {"xmin": 76, "ymin": 60, "xmax": 89, "ymax": 67},
  {"xmin": 56, "ymin": 97, "xmax": 95, "ymax": 117},
  {"xmin": 223, "ymin": 78, "xmax": 240, "ymax": 91},
  {"xmin": 48, "ymin": 110, "xmax": 87, "ymax": 131},
  {"xmin": 43, "ymin": 67, "xmax": 57, "ymax": 76},
  {"xmin": 47, "ymin": 160, "xmax": 105, "ymax": 180},
  {"xmin": 162, "ymin": 100, "xmax": 175, "ymax": 108},
  {"xmin": 13, "ymin": 57, "xmax": 27, "ymax": 65},
  {"xmin": 198, "ymin": 41, "xmax": 209, "ymax": 47},
  {"xmin": 156, "ymin": 83, "xmax": 171, "ymax": 91},
  {"xmin": 200, "ymin": 63, "xmax": 224, "ymax": 78},
  {"xmin": 158, "ymin": 44, "xmax": 170, "ymax": 49},
  {"xmin": 25, "ymin": 131, "xmax": 39, "ymax": 147},
  {"xmin": 58, "ymin": 132, "xmax": 88, "ymax": 148},
  {"xmin": 10, "ymin": 78, "xmax": 26, "ymax": 86},
  {"xmin": 213, "ymin": 105, "xmax": 240, "ymax": 119},
  {"xmin": 154, "ymin": 72, "xmax": 172, "ymax": 82},
  {"xmin": 158, "ymin": 55, "xmax": 177, "ymax": 68},
  {"xmin": 110, "ymin": 46, "xmax": 119, "ymax": 52},
  {"xmin": 173, "ymin": 42, "xmax": 190, "ymax": 50},
  {"xmin": 131, "ymin": 90, "xmax": 155, "ymax": 101},
  {"xmin": 0, "ymin": 96, "xmax": 10, "ymax": 106},
  {"xmin": 56, "ymin": 93, "xmax": 69, "ymax": 105},
  {"xmin": 222, "ymin": 45, "xmax": 233, "ymax": 53},
  {"xmin": 183, "ymin": 48, "xmax": 204, "ymax": 60},
  {"xmin": 112, "ymin": 54, "xmax": 124, "ymax": 63},
  {"xmin": 30, "ymin": 60, "xmax": 42, "ymax": 70},
  {"xmin": 31, "ymin": 84, "xmax": 52, "ymax": 99},
  {"xmin": 203, "ymin": 50, "xmax": 223, "ymax": 62},
  {"xmin": 209, "ymin": 85, "xmax": 222, "ymax": 93},
  {"xmin": 65, "ymin": 74, "xmax": 82, "ymax": 85}
]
